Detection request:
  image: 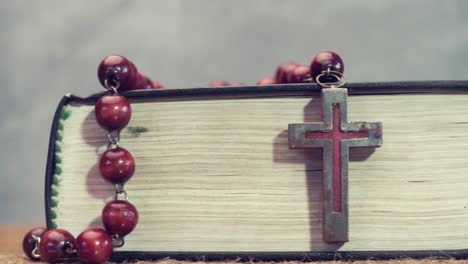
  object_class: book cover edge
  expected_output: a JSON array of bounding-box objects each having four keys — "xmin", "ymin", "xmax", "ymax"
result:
[{"xmin": 71, "ymin": 81, "xmax": 468, "ymax": 104}]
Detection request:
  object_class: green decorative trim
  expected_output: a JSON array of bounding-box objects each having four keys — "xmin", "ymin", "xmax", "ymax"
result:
[
  {"xmin": 56, "ymin": 132, "xmax": 63, "ymax": 142},
  {"xmin": 49, "ymin": 106, "xmax": 71, "ymax": 230},
  {"xmin": 50, "ymin": 198, "xmax": 59, "ymax": 207},
  {"xmin": 52, "ymin": 177, "xmax": 61, "ymax": 186},
  {"xmin": 55, "ymin": 144, "xmax": 62, "ymax": 153},
  {"xmin": 60, "ymin": 108, "xmax": 71, "ymax": 120},
  {"xmin": 50, "ymin": 209, "xmax": 57, "ymax": 219},
  {"xmin": 51, "ymin": 188, "xmax": 59, "ymax": 197}
]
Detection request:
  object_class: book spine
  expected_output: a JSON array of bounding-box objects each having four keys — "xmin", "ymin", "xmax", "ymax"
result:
[{"xmin": 44, "ymin": 95, "xmax": 72, "ymax": 230}]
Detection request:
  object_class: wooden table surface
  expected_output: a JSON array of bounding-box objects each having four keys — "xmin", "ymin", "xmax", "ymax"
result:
[{"xmin": 2, "ymin": 226, "xmax": 468, "ymax": 264}]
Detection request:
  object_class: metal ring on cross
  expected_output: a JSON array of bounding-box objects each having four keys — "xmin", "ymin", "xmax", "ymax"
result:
[{"xmin": 315, "ymin": 70, "xmax": 346, "ymax": 88}]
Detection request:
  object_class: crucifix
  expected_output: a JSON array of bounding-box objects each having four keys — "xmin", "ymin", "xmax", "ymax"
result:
[{"xmin": 288, "ymin": 86, "xmax": 383, "ymax": 243}]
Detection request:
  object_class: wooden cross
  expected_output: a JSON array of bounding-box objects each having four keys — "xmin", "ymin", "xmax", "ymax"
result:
[{"xmin": 288, "ymin": 87, "xmax": 382, "ymax": 243}]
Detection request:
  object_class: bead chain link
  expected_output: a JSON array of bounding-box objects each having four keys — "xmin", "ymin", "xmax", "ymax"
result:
[
  {"xmin": 31, "ymin": 235, "xmax": 41, "ymax": 259},
  {"xmin": 106, "ymin": 131, "xmax": 120, "ymax": 149}
]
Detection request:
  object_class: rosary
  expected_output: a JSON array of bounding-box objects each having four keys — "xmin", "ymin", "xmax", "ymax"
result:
[{"xmin": 22, "ymin": 51, "xmax": 345, "ymax": 263}]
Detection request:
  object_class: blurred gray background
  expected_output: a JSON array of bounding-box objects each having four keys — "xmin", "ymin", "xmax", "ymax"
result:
[{"xmin": 1, "ymin": 0, "xmax": 468, "ymax": 225}]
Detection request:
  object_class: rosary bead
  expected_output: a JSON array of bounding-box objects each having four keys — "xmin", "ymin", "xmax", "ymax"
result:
[
  {"xmin": 229, "ymin": 82, "xmax": 244, "ymax": 86},
  {"xmin": 275, "ymin": 61, "xmax": 298, "ymax": 84},
  {"xmin": 102, "ymin": 200, "xmax": 139, "ymax": 236},
  {"xmin": 288, "ymin": 64, "xmax": 310, "ymax": 83},
  {"xmin": 309, "ymin": 51, "xmax": 344, "ymax": 82},
  {"xmin": 133, "ymin": 72, "xmax": 153, "ymax": 90},
  {"xmin": 22, "ymin": 227, "xmax": 46, "ymax": 261},
  {"xmin": 39, "ymin": 229, "xmax": 75, "ymax": 263},
  {"xmin": 100, "ymin": 147, "xmax": 135, "ymax": 184},
  {"xmin": 98, "ymin": 55, "xmax": 137, "ymax": 91},
  {"xmin": 208, "ymin": 80, "xmax": 230, "ymax": 87},
  {"xmin": 130, "ymin": 61, "xmax": 138, "ymax": 73},
  {"xmin": 256, "ymin": 76, "xmax": 276, "ymax": 85},
  {"xmin": 95, "ymin": 94, "xmax": 132, "ymax": 131},
  {"xmin": 76, "ymin": 228, "xmax": 113, "ymax": 264},
  {"xmin": 152, "ymin": 81, "xmax": 164, "ymax": 89}
]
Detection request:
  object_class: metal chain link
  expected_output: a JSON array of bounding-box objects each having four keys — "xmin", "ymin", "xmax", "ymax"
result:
[
  {"xmin": 30, "ymin": 235, "xmax": 41, "ymax": 259},
  {"xmin": 106, "ymin": 130, "xmax": 120, "ymax": 149},
  {"xmin": 114, "ymin": 183, "xmax": 129, "ymax": 201},
  {"xmin": 112, "ymin": 234, "xmax": 125, "ymax": 248},
  {"xmin": 104, "ymin": 78, "xmax": 120, "ymax": 94}
]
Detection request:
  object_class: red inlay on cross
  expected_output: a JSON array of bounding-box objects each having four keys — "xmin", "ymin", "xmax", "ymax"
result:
[{"xmin": 306, "ymin": 104, "xmax": 369, "ymax": 212}]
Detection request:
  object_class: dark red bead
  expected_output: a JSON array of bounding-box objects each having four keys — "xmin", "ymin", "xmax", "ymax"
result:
[
  {"xmin": 22, "ymin": 227, "xmax": 46, "ymax": 261},
  {"xmin": 289, "ymin": 64, "xmax": 310, "ymax": 83},
  {"xmin": 208, "ymin": 80, "xmax": 230, "ymax": 87},
  {"xmin": 130, "ymin": 61, "xmax": 138, "ymax": 72},
  {"xmin": 102, "ymin": 200, "xmax": 139, "ymax": 236},
  {"xmin": 256, "ymin": 76, "xmax": 276, "ymax": 85},
  {"xmin": 309, "ymin": 51, "xmax": 344, "ymax": 82},
  {"xmin": 98, "ymin": 55, "xmax": 137, "ymax": 91},
  {"xmin": 100, "ymin": 147, "xmax": 135, "ymax": 184},
  {"xmin": 76, "ymin": 228, "xmax": 113, "ymax": 264},
  {"xmin": 132, "ymin": 72, "xmax": 153, "ymax": 90},
  {"xmin": 39, "ymin": 229, "xmax": 75, "ymax": 263},
  {"xmin": 95, "ymin": 94, "xmax": 131, "ymax": 131},
  {"xmin": 152, "ymin": 81, "xmax": 164, "ymax": 89},
  {"xmin": 275, "ymin": 61, "xmax": 298, "ymax": 84},
  {"xmin": 228, "ymin": 82, "xmax": 244, "ymax": 86}
]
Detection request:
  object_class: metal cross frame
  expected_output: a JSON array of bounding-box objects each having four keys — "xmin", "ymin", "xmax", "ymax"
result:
[{"xmin": 288, "ymin": 87, "xmax": 383, "ymax": 243}]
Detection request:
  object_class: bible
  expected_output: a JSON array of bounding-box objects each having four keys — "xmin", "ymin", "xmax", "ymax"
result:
[{"xmin": 45, "ymin": 81, "xmax": 468, "ymax": 261}]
